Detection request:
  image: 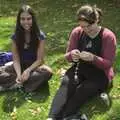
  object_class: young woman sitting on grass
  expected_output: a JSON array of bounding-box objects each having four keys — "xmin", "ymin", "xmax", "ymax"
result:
[{"xmin": 0, "ymin": 5, "xmax": 52, "ymax": 92}]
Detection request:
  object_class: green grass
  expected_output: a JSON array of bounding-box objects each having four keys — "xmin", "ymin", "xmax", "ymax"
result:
[
  {"xmin": 0, "ymin": 0, "xmax": 120, "ymax": 120},
  {"xmin": 0, "ymin": 17, "xmax": 15, "ymax": 51}
]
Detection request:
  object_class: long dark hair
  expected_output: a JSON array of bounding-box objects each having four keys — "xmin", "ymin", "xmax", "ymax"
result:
[{"xmin": 15, "ymin": 5, "xmax": 40, "ymax": 54}]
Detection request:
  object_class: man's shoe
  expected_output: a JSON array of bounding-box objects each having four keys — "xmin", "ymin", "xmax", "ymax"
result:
[
  {"xmin": 80, "ymin": 114, "xmax": 88, "ymax": 120},
  {"xmin": 63, "ymin": 113, "xmax": 88, "ymax": 120}
]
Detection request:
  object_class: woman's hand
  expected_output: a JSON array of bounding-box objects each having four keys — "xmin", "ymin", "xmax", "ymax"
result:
[
  {"xmin": 79, "ymin": 51, "xmax": 95, "ymax": 62},
  {"xmin": 16, "ymin": 75, "xmax": 22, "ymax": 83},
  {"xmin": 71, "ymin": 49, "xmax": 81, "ymax": 62},
  {"xmin": 21, "ymin": 69, "xmax": 31, "ymax": 83}
]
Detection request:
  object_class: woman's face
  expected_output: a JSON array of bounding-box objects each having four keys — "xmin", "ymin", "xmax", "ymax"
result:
[
  {"xmin": 20, "ymin": 12, "xmax": 32, "ymax": 31},
  {"xmin": 79, "ymin": 20, "xmax": 98, "ymax": 36}
]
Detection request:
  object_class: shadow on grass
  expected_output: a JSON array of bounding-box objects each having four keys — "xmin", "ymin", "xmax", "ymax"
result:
[
  {"xmin": 81, "ymin": 94, "xmax": 112, "ymax": 119},
  {"xmin": 0, "ymin": 82, "xmax": 50, "ymax": 113},
  {"xmin": 79, "ymin": 84, "xmax": 113, "ymax": 119}
]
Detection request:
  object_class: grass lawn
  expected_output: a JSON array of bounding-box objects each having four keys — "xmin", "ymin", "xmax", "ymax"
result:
[{"xmin": 0, "ymin": 0, "xmax": 120, "ymax": 120}]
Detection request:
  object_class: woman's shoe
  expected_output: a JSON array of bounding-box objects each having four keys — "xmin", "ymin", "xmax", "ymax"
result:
[
  {"xmin": 47, "ymin": 118, "xmax": 53, "ymax": 120},
  {"xmin": 63, "ymin": 113, "xmax": 88, "ymax": 120}
]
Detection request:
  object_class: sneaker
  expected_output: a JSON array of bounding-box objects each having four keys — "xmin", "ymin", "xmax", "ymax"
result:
[
  {"xmin": 80, "ymin": 114, "xmax": 88, "ymax": 120},
  {"xmin": 9, "ymin": 83, "xmax": 23, "ymax": 90},
  {"xmin": 100, "ymin": 92, "xmax": 110, "ymax": 106},
  {"xmin": 0, "ymin": 86, "xmax": 5, "ymax": 91},
  {"xmin": 63, "ymin": 113, "xmax": 82, "ymax": 120},
  {"xmin": 47, "ymin": 118, "xmax": 53, "ymax": 120},
  {"xmin": 69, "ymin": 114, "xmax": 88, "ymax": 120}
]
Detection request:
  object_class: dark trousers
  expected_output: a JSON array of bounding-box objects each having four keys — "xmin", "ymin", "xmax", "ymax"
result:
[
  {"xmin": 49, "ymin": 63, "xmax": 109, "ymax": 119},
  {"xmin": 0, "ymin": 63, "xmax": 52, "ymax": 92}
]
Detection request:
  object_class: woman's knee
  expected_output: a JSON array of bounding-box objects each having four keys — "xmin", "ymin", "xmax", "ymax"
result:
[
  {"xmin": 38, "ymin": 65, "xmax": 52, "ymax": 74},
  {"xmin": 4, "ymin": 63, "xmax": 15, "ymax": 73}
]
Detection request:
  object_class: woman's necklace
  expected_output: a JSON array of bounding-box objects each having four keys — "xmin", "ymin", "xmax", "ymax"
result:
[{"xmin": 24, "ymin": 32, "xmax": 31, "ymax": 49}]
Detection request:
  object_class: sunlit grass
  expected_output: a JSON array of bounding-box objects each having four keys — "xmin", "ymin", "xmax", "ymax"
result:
[
  {"xmin": 0, "ymin": 0, "xmax": 120, "ymax": 120},
  {"xmin": 0, "ymin": 17, "xmax": 15, "ymax": 51}
]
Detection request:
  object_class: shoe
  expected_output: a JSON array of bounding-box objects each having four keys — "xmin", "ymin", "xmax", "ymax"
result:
[
  {"xmin": 9, "ymin": 83, "xmax": 23, "ymax": 90},
  {"xmin": 63, "ymin": 113, "xmax": 82, "ymax": 120},
  {"xmin": 47, "ymin": 118, "xmax": 53, "ymax": 120},
  {"xmin": 70, "ymin": 114, "xmax": 88, "ymax": 120},
  {"xmin": 100, "ymin": 92, "xmax": 110, "ymax": 106},
  {"xmin": 0, "ymin": 86, "xmax": 5, "ymax": 91},
  {"xmin": 80, "ymin": 114, "xmax": 88, "ymax": 120},
  {"xmin": 63, "ymin": 113, "xmax": 88, "ymax": 120}
]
